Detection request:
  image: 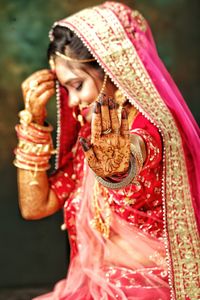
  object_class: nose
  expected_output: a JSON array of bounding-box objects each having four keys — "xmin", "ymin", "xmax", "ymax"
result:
[{"xmin": 68, "ymin": 92, "xmax": 80, "ymax": 108}]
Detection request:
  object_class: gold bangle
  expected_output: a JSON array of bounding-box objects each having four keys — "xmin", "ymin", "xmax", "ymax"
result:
[
  {"xmin": 15, "ymin": 153, "xmax": 50, "ymax": 164},
  {"xmin": 130, "ymin": 143, "xmax": 143, "ymax": 174},
  {"xmin": 18, "ymin": 140, "xmax": 53, "ymax": 155},
  {"xmin": 13, "ymin": 159, "xmax": 51, "ymax": 172},
  {"xmin": 94, "ymin": 154, "xmax": 136, "ymax": 190}
]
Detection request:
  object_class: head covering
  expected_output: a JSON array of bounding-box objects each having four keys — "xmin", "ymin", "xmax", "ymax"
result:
[{"xmin": 48, "ymin": 2, "xmax": 200, "ymax": 299}]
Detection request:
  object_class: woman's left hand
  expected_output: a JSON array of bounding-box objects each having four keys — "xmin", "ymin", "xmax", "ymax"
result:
[{"xmin": 80, "ymin": 95, "xmax": 131, "ymax": 177}]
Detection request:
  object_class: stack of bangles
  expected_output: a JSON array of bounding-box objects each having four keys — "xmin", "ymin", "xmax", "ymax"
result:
[{"xmin": 13, "ymin": 109, "xmax": 56, "ymax": 185}]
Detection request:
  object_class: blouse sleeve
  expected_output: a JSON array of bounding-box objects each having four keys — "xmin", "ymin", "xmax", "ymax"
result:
[
  {"xmin": 49, "ymin": 152, "xmax": 76, "ymax": 208},
  {"xmin": 130, "ymin": 112, "xmax": 162, "ymax": 170}
]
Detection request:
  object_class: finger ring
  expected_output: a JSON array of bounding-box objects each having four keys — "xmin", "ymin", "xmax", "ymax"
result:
[
  {"xmin": 113, "ymin": 129, "xmax": 120, "ymax": 135},
  {"xmin": 29, "ymin": 80, "xmax": 38, "ymax": 90},
  {"xmin": 102, "ymin": 128, "xmax": 112, "ymax": 135}
]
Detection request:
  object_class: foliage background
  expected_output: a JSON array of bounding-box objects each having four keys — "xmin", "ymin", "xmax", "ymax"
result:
[{"xmin": 0, "ymin": 0, "xmax": 199, "ymax": 293}]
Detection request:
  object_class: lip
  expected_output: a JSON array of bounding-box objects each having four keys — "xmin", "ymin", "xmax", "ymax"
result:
[{"xmin": 80, "ymin": 106, "xmax": 91, "ymax": 117}]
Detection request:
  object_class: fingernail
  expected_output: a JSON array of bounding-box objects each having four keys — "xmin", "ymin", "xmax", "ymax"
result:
[
  {"xmin": 99, "ymin": 94, "xmax": 108, "ymax": 106},
  {"xmin": 108, "ymin": 98, "xmax": 115, "ymax": 109},
  {"xmin": 93, "ymin": 102, "xmax": 101, "ymax": 114},
  {"xmin": 98, "ymin": 93, "xmax": 106, "ymax": 102},
  {"xmin": 122, "ymin": 108, "xmax": 128, "ymax": 119},
  {"xmin": 79, "ymin": 137, "xmax": 91, "ymax": 151}
]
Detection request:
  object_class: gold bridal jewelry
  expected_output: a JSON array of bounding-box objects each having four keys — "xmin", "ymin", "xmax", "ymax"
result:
[
  {"xmin": 72, "ymin": 73, "xmax": 108, "ymax": 126},
  {"xmin": 55, "ymin": 51, "xmax": 96, "ymax": 63},
  {"xmin": 96, "ymin": 73, "xmax": 108, "ymax": 103},
  {"xmin": 52, "ymin": 51, "xmax": 109, "ymax": 126},
  {"xmin": 15, "ymin": 79, "xmax": 56, "ymax": 185},
  {"xmin": 19, "ymin": 80, "xmax": 38, "ymax": 127}
]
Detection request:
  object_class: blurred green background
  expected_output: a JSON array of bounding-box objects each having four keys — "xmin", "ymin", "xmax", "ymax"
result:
[{"xmin": 0, "ymin": 0, "xmax": 199, "ymax": 296}]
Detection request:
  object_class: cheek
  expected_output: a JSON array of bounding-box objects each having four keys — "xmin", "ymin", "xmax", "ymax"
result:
[{"xmin": 81, "ymin": 81, "xmax": 99, "ymax": 104}]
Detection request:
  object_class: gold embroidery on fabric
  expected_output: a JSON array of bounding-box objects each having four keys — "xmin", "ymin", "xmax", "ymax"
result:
[
  {"xmin": 132, "ymin": 10, "xmax": 147, "ymax": 32},
  {"xmin": 90, "ymin": 181, "xmax": 111, "ymax": 239},
  {"xmin": 59, "ymin": 6, "xmax": 200, "ymax": 299}
]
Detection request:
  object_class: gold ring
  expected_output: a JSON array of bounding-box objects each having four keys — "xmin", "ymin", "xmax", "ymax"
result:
[
  {"xmin": 102, "ymin": 128, "xmax": 112, "ymax": 135},
  {"xmin": 29, "ymin": 80, "xmax": 38, "ymax": 90}
]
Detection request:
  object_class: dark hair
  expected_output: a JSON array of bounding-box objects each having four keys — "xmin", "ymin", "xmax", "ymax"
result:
[{"xmin": 48, "ymin": 25, "xmax": 101, "ymax": 70}]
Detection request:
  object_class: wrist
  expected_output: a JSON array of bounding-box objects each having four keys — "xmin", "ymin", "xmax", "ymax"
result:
[
  {"xmin": 94, "ymin": 154, "xmax": 136, "ymax": 190},
  {"xmin": 32, "ymin": 112, "xmax": 47, "ymax": 126},
  {"xmin": 32, "ymin": 117, "xmax": 45, "ymax": 126}
]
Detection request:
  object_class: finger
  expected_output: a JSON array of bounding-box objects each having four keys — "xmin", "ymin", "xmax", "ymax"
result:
[
  {"xmin": 79, "ymin": 137, "xmax": 91, "ymax": 151},
  {"xmin": 30, "ymin": 73, "xmax": 55, "ymax": 87},
  {"xmin": 31, "ymin": 69, "xmax": 53, "ymax": 77},
  {"xmin": 22, "ymin": 70, "xmax": 53, "ymax": 89},
  {"xmin": 32, "ymin": 81, "xmax": 55, "ymax": 98},
  {"xmin": 91, "ymin": 102, "xmax": 102, "ymax": 143},
  {"xmin": 109, "ymin": 98, "xmax": 120, "ymax": 133},
  {"xmin": 99, "ymin": 94, "xmax": 111, "ymax": 132},
  {"xmin": 37, "ymin": 88, "xmax": 55, "ymax": 106},
  {"xmin": 23, "ymin": 73, "xmax": 55, "ymax": 93},
  {"xmin": 26, "ymin": 69, "xmax": 53, "ymax": 83},
  {"xmin": 79, "ymin": 137, "xmax": 98, "ymax": 168},
  {"xmin": 120, "ymin": 108, "xmax": 129, "ymax": 139}
]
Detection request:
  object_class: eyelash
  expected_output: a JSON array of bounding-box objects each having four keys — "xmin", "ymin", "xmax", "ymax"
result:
[{"xmin": 75, "ymin": 82, "xmax": 83, "ymax": 91}]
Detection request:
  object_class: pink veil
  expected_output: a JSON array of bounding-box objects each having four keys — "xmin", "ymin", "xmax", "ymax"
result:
[{"xmin": 34, "ymin": 2, "xmax": 200, "ymax": 300}]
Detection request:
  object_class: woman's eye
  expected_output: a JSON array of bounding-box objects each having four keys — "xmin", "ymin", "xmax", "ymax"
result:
[{"xmin": 74, "ymin": 82, "xmax": 83, "ymax": 91}]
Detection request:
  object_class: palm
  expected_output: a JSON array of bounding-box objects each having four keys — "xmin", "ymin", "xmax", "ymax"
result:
[
  {"xmin": 81, "ymin": 96, "xmax": 130, "ymax": 177},
  {"xmin": 93, "ymin": 135, "xmax": 130, "ymax": 177}
]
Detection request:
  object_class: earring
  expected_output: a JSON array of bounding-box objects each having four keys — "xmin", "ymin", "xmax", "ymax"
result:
[
  {"xmin": 114, "ymin": 89, "xmax": 127, "ymax": 106},
  {"xmin": 96, "ymin": 73, "xmax": 108, "ymax": 102}
]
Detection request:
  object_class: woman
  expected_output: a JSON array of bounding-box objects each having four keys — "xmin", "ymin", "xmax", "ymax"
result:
[{"xmin": 14, "ymin": 2, "xmax": 200, "ymax": 299}]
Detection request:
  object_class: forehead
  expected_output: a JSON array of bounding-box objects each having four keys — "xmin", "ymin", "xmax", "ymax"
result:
[{"xmin": 55, "ymin": 58, "xmax": 87, "ymax": 84}]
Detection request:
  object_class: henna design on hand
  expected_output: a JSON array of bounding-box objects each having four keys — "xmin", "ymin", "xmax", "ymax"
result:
[{"xmin": 80, "ymin": 96, "xmax": 131, "ymax": 177}]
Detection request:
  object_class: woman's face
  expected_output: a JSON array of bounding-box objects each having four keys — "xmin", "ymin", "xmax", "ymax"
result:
[{"xmin": 55, "ymin": 58, "xmax": 117, "ymax": 122}]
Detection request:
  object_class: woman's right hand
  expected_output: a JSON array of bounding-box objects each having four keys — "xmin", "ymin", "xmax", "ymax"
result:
[{"xmin": 21, "ymin": 69, "xmax": 55, "ymax": 125}]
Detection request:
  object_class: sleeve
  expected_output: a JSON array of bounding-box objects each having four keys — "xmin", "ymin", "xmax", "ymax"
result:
[
  {"xmin": 130, "ymin": 112, "xmax": 163, "ymax": 170},
  {"xmin": 49, "ymin": 152, "xmax": 76, "ymax": 208}
]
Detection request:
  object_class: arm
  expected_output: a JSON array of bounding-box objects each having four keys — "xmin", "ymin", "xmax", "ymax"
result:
[
  {"xmin": 17, "ymin": 170, "xmax": 60, "ymax": 220},
  {"xmin": 15, "ymin": 69, "xmax": 74, "ymax": 220}
]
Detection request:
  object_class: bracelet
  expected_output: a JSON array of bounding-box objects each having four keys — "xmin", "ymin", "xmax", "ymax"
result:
[
  {"xmin": 13, "ymin": 159, "xmax": 51, "ymax": 172},
  {"xmin": 14, "ymin": 121, "xmax": 55, "ymax": 185},
  {"xmin": 94, "ymin": 154, "xmax": 136, "ymax": 189},
  {"xmin": 130, "ymin": 143, "xmax": 143, "ymax": 174},
  {"xmin": 17, "ymin": 140, "xmax": 53, "ymax": 155},
  {"xmin": 15, "ymin": 123, "xmax": 53, "ymax": 144}
]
